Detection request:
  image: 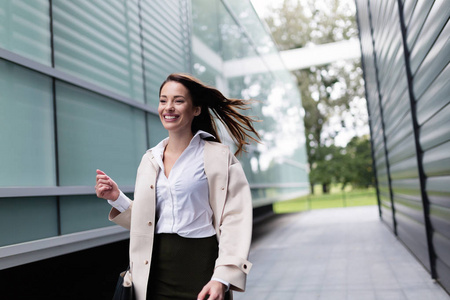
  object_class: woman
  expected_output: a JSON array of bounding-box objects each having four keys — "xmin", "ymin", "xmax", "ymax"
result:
[{"xmin": 95, "ymin": 73, "xmax": 259, "ymax": 300}]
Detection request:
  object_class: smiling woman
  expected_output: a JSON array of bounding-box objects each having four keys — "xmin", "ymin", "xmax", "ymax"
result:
[
  {"xmin": 95, "ymin": 73, "xmax": 260, "ymax": 300},
  {"xmin": 158, "ymin": 81, "xmax": 201, "ymax": 138},
  {"xmin": 158, "ymin": 73, "xmax": 260, "ymax": 156}
]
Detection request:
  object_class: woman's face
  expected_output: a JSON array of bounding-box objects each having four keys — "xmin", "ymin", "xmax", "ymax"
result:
[{"xmin": 158, "ymin": 81, "xmax": 200, "ymax": 135}]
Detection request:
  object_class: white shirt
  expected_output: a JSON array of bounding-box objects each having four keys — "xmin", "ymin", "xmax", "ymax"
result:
[
  {"xmin": 110, "ymin": 131, "xmax": 216, "ymax": 237},
  {"xmin": 108, "ymin": 131, "xmax": 229, "ymax": 288},
  {"xmin": 151, "ymin": 130, "xmax": 216, "ymax": 237}
]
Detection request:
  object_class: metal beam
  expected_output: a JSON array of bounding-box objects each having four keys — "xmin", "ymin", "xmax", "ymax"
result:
[{"xmin": 280, "ymin": 39, "xmax": 361, "ymax": 70}]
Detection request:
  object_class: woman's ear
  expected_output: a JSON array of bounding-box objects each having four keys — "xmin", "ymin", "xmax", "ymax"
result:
[{"xmin": 194, "ymin": 106, "xmax": 201, "ymax": 116}]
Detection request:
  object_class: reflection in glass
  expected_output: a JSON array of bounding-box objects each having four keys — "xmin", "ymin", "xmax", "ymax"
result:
[{"xmin": 192, "ymin": 0, "xmax": 309, "ymax": 205}]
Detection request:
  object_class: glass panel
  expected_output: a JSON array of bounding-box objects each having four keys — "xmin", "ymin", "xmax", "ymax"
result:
[
  {"xmin": 191, "ymin": 0, "xmax": 309, "ymax": 203},
  {"xmin": 219, "ymin": 2, "xmax": 250, "ymax": 61},
  {"xmin": 60, "ymin": 195, "xmax": 113, "ymax": 234},
  {"xmin": 148, "ymin": 113, "xmax": 167, "ymax": 148},
  {"xmin": 0, "ymin": 0, "xmax": 51, "ymax": 65},
  {"xmin": 52, "ymin": 0, "xmax": 144, "ymax": 102},
  {"xmin": 225, "ymin": 0, "xmax": 279, "ymax": 55},
  {"xmin": 141, "ymin": 0, "xmax": 190, "ymax": 107},
  {"xmin": 0, "ymin": 60, "xmax": 56, "ymax": 186},
  {"xmin": 191, "ymin": 0, "xmax": 222, "ymax": 84},
  {"xmin": 56, "ymin": 81, "xmax": 147, "ymax": 186},
  {"xmin": 0, "ymin": 197, "xmax": 58, "ymax": 246},
  {"xmin": 192, "ymin": 0, "xmax": 221, "ymax": 53}
]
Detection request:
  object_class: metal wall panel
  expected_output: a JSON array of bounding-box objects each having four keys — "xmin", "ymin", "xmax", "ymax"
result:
[
  {"xmin": 356, "ymin": 0, "xmax": 392, "ymax": 227},
  {"xmin": 52, "ymin": 0, "xmax": 144, "ymax": 102},
  {"xmin": 140, "ymin": 0, "xmax": 191, "ymax": 107},
  {"xmin": 371, "ymin": 0, "xmax": 430, "ymax": 271},
  {"xmin": 356, "ymin": 0, "xmax": 450, "ymax": 292},
  {"xmin": 409, "ymin": 0, "xmax": 450, "ymax": 288},
  {"xmin": 0, "ymin": 0, "xmax": 51, "ymax": 65}
]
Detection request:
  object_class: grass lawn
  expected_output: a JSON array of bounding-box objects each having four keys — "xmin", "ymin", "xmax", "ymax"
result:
[{"xmin": 273, "ymin": 185, "xmax": 377, "ymax": 214}]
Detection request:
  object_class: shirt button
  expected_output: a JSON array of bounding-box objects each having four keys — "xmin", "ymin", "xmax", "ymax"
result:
[
  {"xmin": 221, "ymin": 187, "xmax": 225, "ymax": 190},
  {"xmin": 148, "ymin": 221, "xmax": 152, "ymax": 226},
  {"xmin": 243, "ymin": 264, "xmax": 247, "ymax": 269},
  {"xmin": 150, "ymin": 185, "xmax": 154, "ymax": 189},
  {"xmin": 144, "ymin": 260, "xmax": 149, "ymax": 265}
]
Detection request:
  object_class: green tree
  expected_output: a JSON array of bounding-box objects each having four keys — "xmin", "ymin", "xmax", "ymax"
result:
[
  {"xmin": 308, "ymin": 135, "xmax": 374, "ymax": 191},
  {"xmin": 344, "ymin": 135, "xmax": 374, "ymax": 188},
  {"xmin": 265, "ymin": 0, "xmax": 367, "ymax": 193}
]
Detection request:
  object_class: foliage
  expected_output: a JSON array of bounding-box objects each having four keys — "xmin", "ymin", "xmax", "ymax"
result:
[
  {"xmin": 264, "ymin": 0, "xmax": 369, "ymax": 192},
  {"xmin": 308, "ymin": 135, "xmax": 374, "ymax": 191},
  {"xmin": 344, "ymin": 135, "xmax": 375, "ymax": 188}
]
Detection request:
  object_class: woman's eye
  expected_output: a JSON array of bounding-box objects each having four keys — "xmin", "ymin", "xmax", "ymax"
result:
[{"xmin": 159, "ymin": 99, "xmax": 166, "ymax": 103}]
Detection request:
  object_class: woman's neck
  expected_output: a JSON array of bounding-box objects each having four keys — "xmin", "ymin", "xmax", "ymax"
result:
[{"xmin": 165, "ymin": 131, "xmax": 194, "ymax": 155}]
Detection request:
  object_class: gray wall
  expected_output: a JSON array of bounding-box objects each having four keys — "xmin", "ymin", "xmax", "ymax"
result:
[{"xmin": 355, "ymin": 0, "xmax": 450, "ymax": 292}]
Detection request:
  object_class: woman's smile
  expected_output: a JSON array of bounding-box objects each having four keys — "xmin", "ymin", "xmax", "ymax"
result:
[
  {"xmin": 158, "ymin": 81, "xmax": 200, "ymax": 134},
  {"xmin": 163, "ymin": 114, "xmax": 179, "ymax": 121}
]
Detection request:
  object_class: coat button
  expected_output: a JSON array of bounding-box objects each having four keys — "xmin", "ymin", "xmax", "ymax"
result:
[
  {"xmin": 243, "ymin": 264, "xmax": 247, "ymax": 269},
  {"xmin": 150, "ymin": 185, "xmax": 154, "ymax": 189},
  {"xmin": 148, "ymin": 221, "xmax": 152, "ymax": 226}
]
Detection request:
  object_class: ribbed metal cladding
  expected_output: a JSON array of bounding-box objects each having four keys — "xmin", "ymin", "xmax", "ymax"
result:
[
  {"xmin": 140, "ymin": 0, "xmax": 191, "ymax": 107},
  {"xmin": 408, "ymin": 0, "xmax": 450, "ymax": 290},
  {"xmin": 0, "ymin": 0, "xmax": 52, "ymax": 65},
  {"xmin": 356, "ymin": 0, "xmax": 450, "ymax": 292},
  {"xmin": 52, "ymin": 0, "xmax": 144, "ymax": 103},
  {"xmin": 357, "ymin": 1, "xmax": 396, "ymax": 232}
]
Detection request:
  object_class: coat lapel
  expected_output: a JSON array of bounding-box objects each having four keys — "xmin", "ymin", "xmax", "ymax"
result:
[{"xmin": 204, "ymin": 141, "xmax": 229, "ymax": 235}]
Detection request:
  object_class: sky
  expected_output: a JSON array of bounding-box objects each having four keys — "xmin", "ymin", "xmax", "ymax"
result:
[{"xmin": 251, "ymin": 0, "xmax": 282, "ymax": 18}]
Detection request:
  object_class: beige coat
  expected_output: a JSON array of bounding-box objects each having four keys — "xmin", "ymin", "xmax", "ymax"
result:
[{"xmin": 109, "ymin": 141, "xmax": 253, "ymax": 300}]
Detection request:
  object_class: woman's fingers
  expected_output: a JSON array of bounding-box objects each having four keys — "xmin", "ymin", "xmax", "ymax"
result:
[
  {"xmin": 96, "ymin": 178, "xmax": 111, "ymax": 186},
  {"xmin": 197, "ymin": 281, "xmax": 225, "ymax": 300},
  {"xmin": 95, "ymin": 170, "xmax": 119, "ymax": 200},
  {"xmin": 97, "ymin": 183, "xmax": 112, "ymax": 190},
  {"xmin": 96, "ymin": 174, "xmax": 109, "ymax": 183}
]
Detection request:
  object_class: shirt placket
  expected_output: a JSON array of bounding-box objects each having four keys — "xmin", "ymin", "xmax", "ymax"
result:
[{"xmin": 168, "ymin": 177, "xmax": 176, "ymax": 232}]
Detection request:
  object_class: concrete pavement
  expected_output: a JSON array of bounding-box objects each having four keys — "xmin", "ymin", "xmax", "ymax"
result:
[{"xmin": 235, "ymin": 206, "xmax": 449, "ymax": 300}]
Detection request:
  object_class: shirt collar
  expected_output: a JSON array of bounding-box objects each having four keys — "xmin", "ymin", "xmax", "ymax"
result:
[
  {"xmin": 193, "ymin": 130, "xmax": 215, "ymax": 141},
  {"xmin": 151, "ymin": 130, "xmax": 215, "ymax": 166}
]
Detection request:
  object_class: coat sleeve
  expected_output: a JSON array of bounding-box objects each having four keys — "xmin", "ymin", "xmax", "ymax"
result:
[
  {"xmin": 212, "ymin": 155, "xmax": 253, "ymax": 292},
  {"xmin": 108, "ymin": 201, "xmax": 133, "ymax": 230},
  {"xmin": 107, "ymin": 151, "xmax": 151, "ymax": 230}
]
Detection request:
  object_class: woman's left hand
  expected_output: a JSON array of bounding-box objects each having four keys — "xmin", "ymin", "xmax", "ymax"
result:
[{"xmin": 197, "ymin": 280, "xmax": 226, "ymax": 300}]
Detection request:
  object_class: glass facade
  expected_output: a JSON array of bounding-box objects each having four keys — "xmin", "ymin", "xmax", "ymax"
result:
[
  {"xmin": 191, "ymin": 0, "xmax": 308, "ymax": 206},
  {"xmin": 0, "ymin": 0, "xmax": 308, "ymax": 263}
]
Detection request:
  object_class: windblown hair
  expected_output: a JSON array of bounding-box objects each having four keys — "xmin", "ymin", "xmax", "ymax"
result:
[{"xmin": 159, "ymin": 73, "xmax": 260, "ymax": 155}]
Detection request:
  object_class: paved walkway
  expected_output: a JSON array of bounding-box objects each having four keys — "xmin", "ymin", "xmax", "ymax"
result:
[{"xmin": 235, "ymin": 206, "xmax": 449, "ymax": 300}]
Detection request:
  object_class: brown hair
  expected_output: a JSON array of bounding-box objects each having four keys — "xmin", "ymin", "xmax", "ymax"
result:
[{"xmin": 159, "ymin": 73, "xmax": 260, "ymax": 155}]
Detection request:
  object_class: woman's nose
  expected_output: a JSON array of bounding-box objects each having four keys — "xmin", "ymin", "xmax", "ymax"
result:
[{"xmin": 166, "ymin": 102, "xmax": 175, "ymax": 111}]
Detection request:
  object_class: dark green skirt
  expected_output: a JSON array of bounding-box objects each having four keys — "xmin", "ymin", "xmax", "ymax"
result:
[{"xmin": 147, "ymin": 233, "xmax": 219, "ymax": 300}]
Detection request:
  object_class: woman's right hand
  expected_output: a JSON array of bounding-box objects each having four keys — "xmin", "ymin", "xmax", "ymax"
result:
[{"xmin": 95, "ymin": 169, "xmax": 120, "ymax": 201}]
